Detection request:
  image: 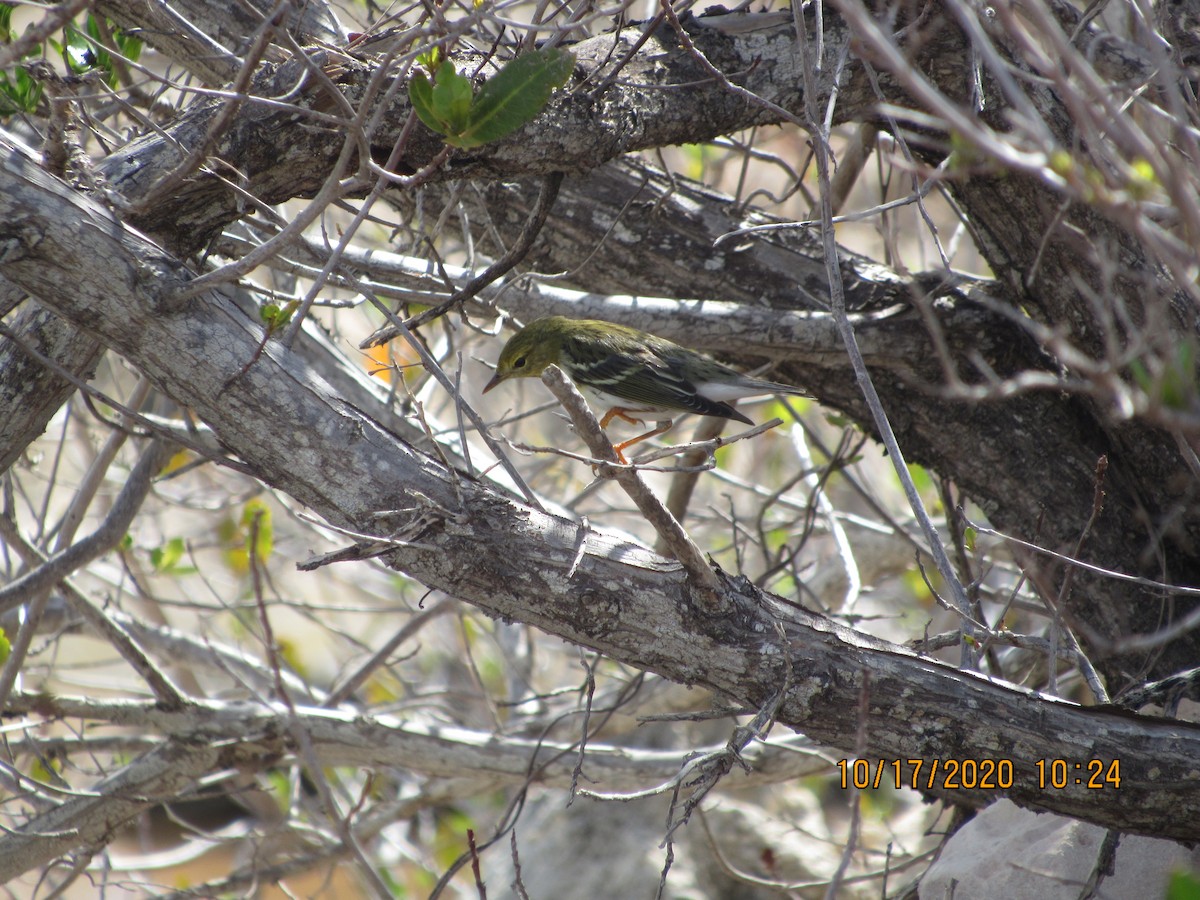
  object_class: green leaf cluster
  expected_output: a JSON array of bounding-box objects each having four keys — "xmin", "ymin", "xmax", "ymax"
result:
[
  {"xmin": 0, "ymin": 64, "xmax": 40, "ymax": 116},
  {"xmin": 221, "ymin": 498, "xmax": 274, "ymax": 574},
  {"xmin": 0, "ymin": 4, "xmax": 40, "ymax": 116},
  {"xmin": 408, "ymin": 47, "xmax": 574, "ymax": 149}
]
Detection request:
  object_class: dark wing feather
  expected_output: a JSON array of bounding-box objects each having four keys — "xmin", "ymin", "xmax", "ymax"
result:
[{"xmin": 563, "ymin": 332, "xmax": 753, "ymax": 424}]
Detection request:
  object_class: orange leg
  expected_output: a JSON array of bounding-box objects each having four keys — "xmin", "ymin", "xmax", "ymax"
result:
[
  {"xmin": 612, "ymin": 422, "xmax": 673, "ymax": 462},
  {"xmin": 600, "ymin": 407, "xmax": 673, "ymax": 463},
  {"xmin": 600, "ymin": 407, "xmax": 646, "ymax": 428}
]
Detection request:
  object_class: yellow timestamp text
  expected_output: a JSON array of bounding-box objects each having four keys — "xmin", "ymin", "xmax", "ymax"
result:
[
  {"xmin": 835, "ymin": 758, "xmax": 1121, "ymax": 791},
  {"xmin": 1035, "ymin": 758, "xmax": 1121, "ymax": 789}
]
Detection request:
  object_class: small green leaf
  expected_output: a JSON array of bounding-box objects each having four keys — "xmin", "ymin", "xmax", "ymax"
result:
[
  {"xmin": 151, "ymin": 536, "xmax": 186, "ymax": 573},
  {"xmin": 680, "ymin": 143, "xmax": 707, "ymax": 180},
  {"xmin": 221, "ymin": 499, "xmax": 273, "ymax": 574},
  {"xmin": 0, "ymin": 627, "xmax": 10, "ymax": 665},
  {"xmin": 409, "ymin": 70, "xmax": 442, "ymax": 132},
  {"xmin": 1129, "ymin": 157, "xmax": 1157, "ymax": 187},
  {"xmin": 1048, "ymin": 149, "xmax": 1074, "ymax": 178},
  {"xmin": 260, "ymin": 300, "xmax": 297, "ymax": 332},
  {"xmin": 430, "ymin": 60, "xmax": 473, "ymax": 133},
  {"xmin": 265, "ymin": 769, "xmax": 292, "ymax": 812},
  {"xmin": 416, "ymin": 46, "xmax": 442, "ymax": 71},
  {"xmin": 1130, "ymin": 341, "xmax": 1198, "ymax": 410},
  {"xmin": 0, "ymin": 67, "xmax": 42, "ymax": 117},
  {"xmin": 117, "ymin": 29, "xmax": 142, "ymax": 64},
  {"xmin": 409, "ymin": 61, "xmax": 473, "ymax": 136},
  {"xmin": 1129, "ymin": 358, "xmax": 1152, "ymax": 393},
  {"xmin": 1167, "ymin": 869, "xmax": 1200, "ymax": 900},
  {"xmin": 906, "ymin": 462, "xmax": 933, "ymax": 496},
  {"xmin": 453, "ymin": 47, "xmax": 574, "ymax": 149},
  {"xmin": 1161, "ymin": 340, "xmax": 1197, "ymax": 409},
  {"xmin": 376, "ymin": 866, "xmax": 405, "ymax": 896}
]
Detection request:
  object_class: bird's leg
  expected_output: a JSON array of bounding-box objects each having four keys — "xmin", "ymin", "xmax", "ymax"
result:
[
  {"xmin": 600, "ymin": 408, "xmax": 646, "ymax": 428},
  {"xmin": 598, "ymin": 409, "xmax": 674, "ymax": 463},
  {"xmin": 598, "ymin": 407, "xmax": 646, "ymax": 464},
  {"xmin": 611, "ymin": 419, "xmax": 674, "ymax": 463}
]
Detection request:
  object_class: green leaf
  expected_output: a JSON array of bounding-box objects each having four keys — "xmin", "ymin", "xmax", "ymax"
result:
[
  {"xmin": 408, "ymin": 70, "xmax": 442, "ymax": 132},
  {"xmin": 375, "ymin": 866, "xmax": 405, "ymax": 896},
  {"xmin": 409, "ymin": 61, "xmax": 473, "ymax": 136},
  {"xmin": 453, "ymin": 47, "xmax": 574, "ymax": 149},
  {"xmin": 117, "ymin": 29, "xmax": 142, "ymax": 64},
  {"xmin": 680, "ymin": 143, "xmax": 707, "ymax": 180},
  {"xmin": 1130, "ymin": 340, "xmax": 1198, "ymax": 410},
  {"xmin": 241, "ymin": 499, "xmax": 273, "ymax": 565},
  {"xmin": 906, "ymin": 462, "xmax": 933, "ymax": 496},
  {"xmin": 260, "ymin": 300, "xmax": 297, "ymax": 332},
  {"xmin": 0, "ymin": 67, "xmax": 42, "ymax": 117},
  {"xmin": 221, "ymin": 499, "xmax": 273, "ymax": 574},
  {"xmin": 1162, "ymin": 339, "xmax": 1198, "ymax": 409},
  {"xmin": 1167, "ymin": 869, "xmax": 1200, "ymax": 900},
  {"xmin": 430, "ymin": 60, "xmax": 473, "ymax": 133},
  {"xmin": 0, "ymin": 627, "xmax": 10, "ymax": 665},
  {"xmin": 1129, "ymin": 357, "xmax": 1152, "ymax": 393},
  {"xmin": 416, "ymin": 46, "xmax": 442, "ymax": 72},
  {"xmin": 151, "ymin": 536, "xmax": 186, "ymax": 573},
  {"xmin": 85, "ymin": 16, "xmax": 121, "ymax": 86}
]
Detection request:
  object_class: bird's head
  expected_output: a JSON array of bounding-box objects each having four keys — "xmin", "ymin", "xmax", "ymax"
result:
[{"xmin": 482, "ymin": 318, "xmax": 568, "ymax": 394}]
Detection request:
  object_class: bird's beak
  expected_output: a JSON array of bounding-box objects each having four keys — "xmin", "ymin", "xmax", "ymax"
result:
[{"xmin": 482, "ymin": 372, "xmax": 503, "ymax": 394}]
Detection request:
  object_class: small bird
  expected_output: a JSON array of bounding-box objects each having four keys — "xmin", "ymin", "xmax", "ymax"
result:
[{"xmin": 482, "ymin": 316, "xmax": 807, "ymax": 462}]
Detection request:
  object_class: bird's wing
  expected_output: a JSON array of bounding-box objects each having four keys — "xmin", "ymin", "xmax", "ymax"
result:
[{"xmin": 566, "ymin": 336, "xmax": 752, "ymax": 423}]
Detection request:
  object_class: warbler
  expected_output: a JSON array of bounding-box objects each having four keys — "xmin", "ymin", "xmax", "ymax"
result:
[{"xmin": 482, "ymin": 315, "xmax": 807, "ymax": 461}]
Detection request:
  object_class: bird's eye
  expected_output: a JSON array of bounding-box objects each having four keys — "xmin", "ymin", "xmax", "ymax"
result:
[{"xmin": 513, "ymin": 356, "xmax": 528, "ymax": 369}]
